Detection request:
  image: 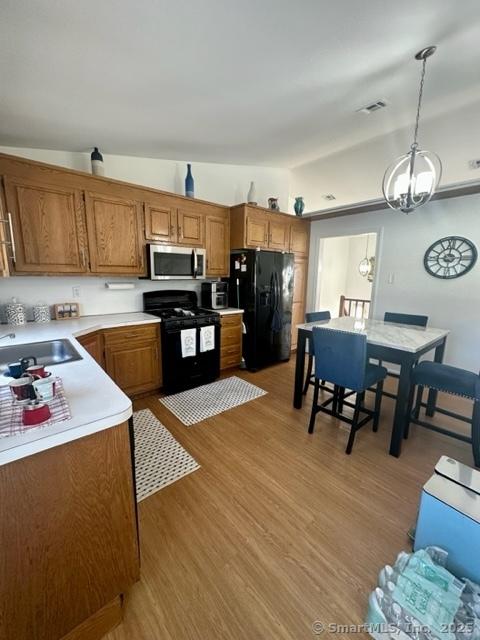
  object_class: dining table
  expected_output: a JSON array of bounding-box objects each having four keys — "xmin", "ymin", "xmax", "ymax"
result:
[{"xmin": 293, "ymin": 316, "xmax": 450, "ymax": 457}]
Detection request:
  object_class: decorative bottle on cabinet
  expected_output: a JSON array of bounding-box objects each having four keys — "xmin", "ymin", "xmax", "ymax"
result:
[
  {"xmin": 247, "ymin": 181, "xmax": 257, "ymax": 205},
  {"xmin": 294, "ymin": 197, "xmax": 305, "ymax": 216},
  {"xmin": 185, "ymin": 163, "xmax": 194, "ymax": 198},
  {"xmin": 91, "ymin": 147, "xmax": 104, "ymax": 176}
]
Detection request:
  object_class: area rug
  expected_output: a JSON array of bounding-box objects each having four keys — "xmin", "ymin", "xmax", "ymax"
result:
[
  {"xmin": 159, "ymin": 376, "xmax": 267, "ymax": 426},
  {"xmin": 133, "ymin": 409, "xmax": 200, "ymax": 501}
]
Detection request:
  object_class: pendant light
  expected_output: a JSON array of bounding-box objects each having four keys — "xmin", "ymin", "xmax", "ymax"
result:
[
  {"xmin": 382, "ymin": 46, "xmax": 442, "ymax": 213},
  {"xmin": 358, "ymin": 235, "xmax": 375, "ymax": 281}
]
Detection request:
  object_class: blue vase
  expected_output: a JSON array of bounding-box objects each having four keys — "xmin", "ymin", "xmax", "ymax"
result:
[
  {"xmin": 294, "ymin": 196, "xmax": 305, "ymax": 216},
  {"xmin": 185, "ymin": 163, "xmax": 194, "ymax": 198}
]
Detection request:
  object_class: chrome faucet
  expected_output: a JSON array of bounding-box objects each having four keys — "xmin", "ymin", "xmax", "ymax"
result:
[{"xmin": 0, "ymin": 333, "xmax": 15, "ymax": 341}]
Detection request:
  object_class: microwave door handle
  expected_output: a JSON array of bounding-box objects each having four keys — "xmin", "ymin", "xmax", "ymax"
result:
[{"xmin": 192, "ymin": 248, "xmax": 198, "ymax": 278}]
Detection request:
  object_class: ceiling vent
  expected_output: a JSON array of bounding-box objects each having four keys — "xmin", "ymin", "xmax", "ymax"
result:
[
  {"xmin": 357, "ymin": 99, "xmax": 388, "ymax": 115},
  {"xmin": 323, "ymin": 194, "xmax": 336, "ymax": 201}
]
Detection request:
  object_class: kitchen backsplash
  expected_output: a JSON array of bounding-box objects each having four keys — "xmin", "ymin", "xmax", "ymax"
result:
[{"xmin": 0, "ymin": 277, "xmax": 208, "ymax": 322}]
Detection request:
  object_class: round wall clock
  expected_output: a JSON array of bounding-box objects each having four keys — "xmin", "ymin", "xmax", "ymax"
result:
[{"xmin": 424, "ymin": 236, "xmax": 477, "ymax": 279}]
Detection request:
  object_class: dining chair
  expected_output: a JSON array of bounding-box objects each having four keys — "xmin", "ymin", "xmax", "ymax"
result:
[
  {"xmin": 377, "ymin": 311, "xmax": 429, "ymax": 400},
  {"xmin": 308, "ymin": 328, "xmax": 388, "ymax": 454},
  {"xmin": 406, "ymin": 361, "xmax": 480, "ymax": 467},
  {"xmin": 302, "ymin": 310, "xmax": 331, "ymax": 395}
]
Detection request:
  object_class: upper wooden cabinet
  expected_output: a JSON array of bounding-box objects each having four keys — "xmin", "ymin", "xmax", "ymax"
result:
[
  {"xmin": 230, "ymin": 204, "xmax": 310, "ymax": 257},
  {"xmin": 144, "ymin": 203, "xmax": 177, "ymax": 243},
  {"xmin": 205, "ymin": 214, "xmax": 229, "ymax": 276},
  {"xmin": 84, "ymin": 191, "xmax": 145, "ymax": 275},
  {"xmin": 269, "ymin": 218, "xmax": 290, "ymax": 251},
  {"xmin": 3, "ymin": 176, "xmax": 88, "ymax": 274},
  {"xmin": 176, "ymin": 206, "xmax": 204, "ymax": 246},
  {"xmin": 245, "ymin": 211, "xmax": 268, "ymax": 249},
  {"xmin": 290, "ymin": 222, "xmax": 309, "ymax": 257}
]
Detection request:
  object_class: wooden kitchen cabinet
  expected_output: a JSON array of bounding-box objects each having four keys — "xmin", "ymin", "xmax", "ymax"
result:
[
  {"xmin": 290, "ymin": 221, "xmax": 309, "ymax": 257},
  {"xmin": 0, "ymin": 192, "xmax": 10, "ymax": 277},
  {"xmin": 205, "ymin": 214, "xmax": 229, "ymax": 276},
  {"xmin": 268, "ymin": 218, "xmax": 290, "ymax": 251},
  {"xmin": 104, "ymin": 324, "xmax": 162, "ymax": 396},
  {"xmin": 3, "ymin": 175, "xmax": 88, "ymax": 274},
  {"xmin": 176, "ymin": 206, "xmax": 204, "ymax": 246},
  {"xmin": 230, "ymin": 204, "xmax": 309, "ymax": 254},
  {"xmin": 84, "ymin": 191, "xmax": 145, "ymax": 275},
  {"xmin": 144, "ymin": 202, "xmax": 177, "ymax": 243},
  {"xmin": 220, "ymin": 313, "xmax": 243, "ymax": 370},
  {"xmin": 0, "ymin": 423, "xmax": 139, "ymax": 640},
  {"xmin": 291, "ymin": 258, "xmax": 308, "ymax": 350},
  {"xmin": 76, "ymin": 331, "xmax": 105, "ymax": 369}
]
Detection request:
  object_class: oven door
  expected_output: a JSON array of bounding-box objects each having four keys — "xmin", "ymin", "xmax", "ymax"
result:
[{"xmin": 148, "ymin": 244, "xmax": 206, "ymax": 280}]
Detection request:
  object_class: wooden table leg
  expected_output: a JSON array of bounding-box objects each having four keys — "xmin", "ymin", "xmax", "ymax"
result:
[
  {"xmin": 426, "ymin": 338, "xmax": 447, "ymax": 417},
  {"xmin": 389, "ymin": 355, "xmax": 415, "ymax": 457},
  {"xmin": 294, "ymin": 329, "xmax": 307, "ymax": 409}
]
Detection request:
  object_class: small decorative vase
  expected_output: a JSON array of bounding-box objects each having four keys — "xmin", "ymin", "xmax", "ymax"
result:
[
  {"xmin": 91, "ymin": 147, "xmax": 104, "ymax": 176},
  {"xmin": 294, "ymin": 196, "xmax": 305, "ymax": 217},
  {"xmin": 185, "ymin": 163, "xmax": 194, "ymax": 198},
  {"xmin": 268, "ymin": 197, "xmax": 279, "ymax": 211},
  {"xmin": 33, "ymin": 302, "xmax": 51, "ymax": 323},
  {"xmin": 5, "ymin": 298, "xmax": 26, "ymax": 325},
  {"xmin": 247, "ymin": 181, "xmax": 257, "ymax": 205}
]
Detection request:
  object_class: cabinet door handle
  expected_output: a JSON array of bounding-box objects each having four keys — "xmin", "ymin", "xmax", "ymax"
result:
[
  {"xmin": 7, "ymin": 213, "xmax": 16, "ymax": 264},
  {"xmin": 80, "ymin": 247, "xmax": 87, "ymax": 268}
]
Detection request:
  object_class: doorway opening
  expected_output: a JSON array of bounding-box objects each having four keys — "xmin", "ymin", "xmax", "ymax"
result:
[{"xmin": 315, "ymin": 232, "xmax": 377, "ymax": 319}]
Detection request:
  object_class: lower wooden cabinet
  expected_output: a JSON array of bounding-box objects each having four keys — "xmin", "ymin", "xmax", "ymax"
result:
[
  {"xmin": 104, "ymin": 325, "xmax": 162, "ymax": 396},
  {"xmin": 0, "ymin": 423, "xmax": 139, "ymax": 640},
  {"xmin": 77, "ymin": 324, "xmax": 162, "ymax": 397},
  {"xmin": 76, "ymin": 331, "xmax": 105, "ymax": 369},
  {"xmin": 220, "ymin": 313, "xmax": 243, "ymax": 370}
]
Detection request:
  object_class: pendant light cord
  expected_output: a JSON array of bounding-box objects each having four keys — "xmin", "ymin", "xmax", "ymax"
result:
[{"xmin": 413, "ymin": 57, "xmax": 427, "ymax": 147}]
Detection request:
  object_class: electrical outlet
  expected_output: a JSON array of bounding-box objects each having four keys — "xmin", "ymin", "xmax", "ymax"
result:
[{"xmin": 72, "ymin": 286, "xmax": 81, "ymax": 298}]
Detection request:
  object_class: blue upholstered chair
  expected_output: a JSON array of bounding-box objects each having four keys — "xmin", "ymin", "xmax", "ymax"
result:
[
  {"xmin": 302, "ymin": 310, "xmax": 331, "ymax": 395},
  {"xmin": 407, "ymin": 361, "xmax": 480, "ymax": 467},
  {"xmin": 308, "ymin": 328, "xmax": 388, "ymax": 454},
  {"xmin": 377, "ymin": 312, "xmax": 429, "ymax": 399}
]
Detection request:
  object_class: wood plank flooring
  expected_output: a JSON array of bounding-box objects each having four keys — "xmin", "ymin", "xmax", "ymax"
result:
[{"xmin": 105, "ymin": 361, "xmax": 473, "ymax": 640}]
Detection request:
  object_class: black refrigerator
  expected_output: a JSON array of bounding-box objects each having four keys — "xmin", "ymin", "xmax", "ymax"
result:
[{"xmin": 228, "ymin": 249, "xmax": 294, "ymax": 371}]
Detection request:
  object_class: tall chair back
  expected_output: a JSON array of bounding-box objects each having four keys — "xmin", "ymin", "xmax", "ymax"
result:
[
  {"xmin": 306, "ymin": 310, "xmax": 331, "ymax": 323},
  {"xmin": 312, "ymin": 328, "xmax": 367, "ymax": 392},
  {"xmin": 384, "ymin": 312, "xmax": 428, "ymax": 327}
]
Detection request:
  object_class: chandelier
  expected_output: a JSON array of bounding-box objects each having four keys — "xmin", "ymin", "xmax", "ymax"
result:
[{"xmin": 382, "ymin": 46, "xmax": 442, "ymax": 213}]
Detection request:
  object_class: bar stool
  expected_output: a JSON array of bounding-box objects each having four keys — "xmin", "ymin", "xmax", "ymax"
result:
[
  {"xmin": 406, "ymin": 361, "xmax": 480, "ymax": 467},
  {"xmin": 302, "ymin": 310, "xmax": 331, "ymax": 395},
  {"xmin": 308, "ymin": 327, "xmax": 388, "ymax": 454}
]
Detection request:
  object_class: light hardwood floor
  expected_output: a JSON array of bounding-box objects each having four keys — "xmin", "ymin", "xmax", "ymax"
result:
[{"xmin": 106, "ymin": 360, "xmax": 473, "ymax": 640}]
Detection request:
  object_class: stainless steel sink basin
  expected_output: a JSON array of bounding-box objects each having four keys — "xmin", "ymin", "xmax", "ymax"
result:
[{"xmin": 0, "ymin": 339, "xmax": 82, "ymax": 374}]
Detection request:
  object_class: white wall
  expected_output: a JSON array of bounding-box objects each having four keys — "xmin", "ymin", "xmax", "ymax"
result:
[
  {"xmin": 306, "ymin": 193, "xmax": 480, "ymax": 371},
  {"xmin": 0, "ymin": 146, "xmax": 291, "ymax": 211},
  {"xmin": 0, "ymin": 277, "xmax": 206, "ymax": 322},
  {"xmin": 291, "ymin": 99, "xmax": 480, "ymax": 213},
  {"xmin": 0, "ymin": 145, "xmax": 292, "ymax": 317}
]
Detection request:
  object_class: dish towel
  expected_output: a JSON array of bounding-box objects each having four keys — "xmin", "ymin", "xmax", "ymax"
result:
[
  {"xmin": 180, "ymin": 328, "xmax": 197, "ymax": 358},
  {"xmin": 200, "ymin": 325, "xmax": 215, "ymax": 352}
]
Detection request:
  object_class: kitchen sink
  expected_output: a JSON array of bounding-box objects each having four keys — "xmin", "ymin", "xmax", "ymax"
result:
[{"xmin": 0, "ymin": 339, "xmax": 82, "ymax": 374}]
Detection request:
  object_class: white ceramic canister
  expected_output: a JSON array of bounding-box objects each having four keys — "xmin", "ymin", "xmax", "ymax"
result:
[
  {"xmin": 33, "ymin": 302, "xmax": 51, "ymax": 323},
  {"xmin": 5, "ymin": 298, "xmax": 26, "ymax": 325}
]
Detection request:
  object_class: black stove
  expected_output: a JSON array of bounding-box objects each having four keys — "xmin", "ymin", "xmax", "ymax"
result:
[{"xmin": 144, "ymin": 290, "xmax": 220, "ymax": 394}]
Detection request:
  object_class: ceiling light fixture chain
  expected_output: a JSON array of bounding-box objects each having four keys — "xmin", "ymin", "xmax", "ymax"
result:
[{"xmin": 412, "ymin": 56, "xmax": 427, "ymax": 148}]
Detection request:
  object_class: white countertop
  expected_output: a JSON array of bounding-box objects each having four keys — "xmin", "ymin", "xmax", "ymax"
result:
[
  {"xmin": 298, "ymin": 317, "xmax": 449, "ymax": 353},
  {"xmin": 207, "ymin": 307, "xmax": 244, "ymax": 316},
  {"xmin": 0, "ymin": 312, "xmax": 161, "ymax": 466}
]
